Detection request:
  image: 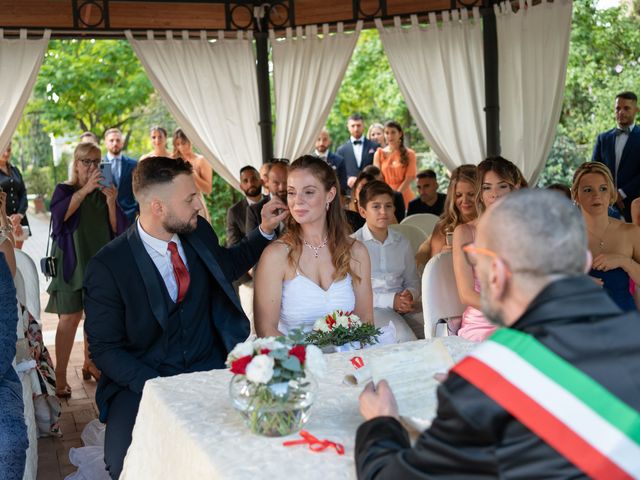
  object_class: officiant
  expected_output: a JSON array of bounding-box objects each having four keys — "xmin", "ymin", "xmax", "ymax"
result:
[
  {"xmin": 83, "ymin": 156, "xmax": 288, "ymax": 479},
  {"xmin": 355, "ymin": 189, "xmax": 640, "ymax": 478}
]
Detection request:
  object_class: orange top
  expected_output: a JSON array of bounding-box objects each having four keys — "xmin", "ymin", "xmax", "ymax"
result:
[{"xmin": 376, "ymin": 147, "xmax": 417, "ymax": 208}]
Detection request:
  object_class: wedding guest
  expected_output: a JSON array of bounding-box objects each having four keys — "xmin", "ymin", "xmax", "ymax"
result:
[
  {"xmin": 103, "ymin": 128, "xmax": 138, "ymax": 226},
  {"xmin": 572, "ymin": 162, "xmax": 640, "ymax": 311},
  {"xmin": 416, "ymin": 165, "xmax": 477, "ymax": 270},
  {"xmin": 259, "ymin": 163, "xmax": 271, "ymax": 195},
  {"xmin": 546, "ymin": 182, "xmax": 571, "ymax": 199},
  {"xmin": 336, "ymin": 113, "xmax": 380, "ymax": 190},
  {"xmin": 226, "ymin": 166, "xmax": 266, "ymax": 247},
  {"xmin": 79, "ymin": 131, "xmax": 99, "ymax": 145},
  {"xmin": 254, "ymin": 155, "xmax": 373, "ymax": 337},
  {"xmin": 0, "ymin": 142, "xmax": 30, "ymax": 249},
  {"xmin": 172, "ymin": 128, "xmax": 213, "ymax": 222},
  {"xmin": 84, "ymin": 157, "xmax": 286, "ymax": 479},
  {"xmin": 356, "ymin": 189, "xmax": 640, "ymax": 479},
  {"xmin": 139, "ymin": 126, "xmax": 172, "ymax": 160},
  {"xmin": 0, "ymin": 251, "xmax": 28, "ymax": 480},
  {"xmin": 346, "ymin": 171, "xmax": 376, "ymax": 233},
  {"xmin": 452, "ymin": 157, "xmax": 525, "ymax": 341},
  {"xmin": 367, "ymin": 123, "xmax": 386, "ymax": 148},
  {"xmin": 373, "ymin": 120, "xmax": 417, "ymax": 209},
  {"xmin": 314, "ymin": 128, "xmax": 347, "ymax": 193},
  {"xmin": 362, "ymin": 165, "xmax": 405, "ymax": 223},
  {"xmin": 45, "ymin": 142, "xmax": 127, "ymax": 397},
  {"xmin": 353, "ymin": 181, "xmax": 421, "ymax": 341},
  {"xmin": 407, "ymin": 170, "xmax": 446, "ymax": 216},
  {"xmin": 246, "ymin": 160, "xmax": 288, "ymax": 234}
]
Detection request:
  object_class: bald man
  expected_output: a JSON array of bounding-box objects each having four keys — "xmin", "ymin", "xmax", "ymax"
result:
[{"xmin": 356, "ymin": 189, "xmax": 640, "ymax": 479}]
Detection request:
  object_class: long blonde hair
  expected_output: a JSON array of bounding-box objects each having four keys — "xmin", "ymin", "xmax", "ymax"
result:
[
  {"xmin": 280, "ymin": 155, "xmax": 359, "ymax": 283},
  {"xmin": 434, "ymin": 164, "xmax": 478, "ymax": 236},
  {"xmin": 69, "ymin": 142, "xmax": 101, "ymax": 187}
]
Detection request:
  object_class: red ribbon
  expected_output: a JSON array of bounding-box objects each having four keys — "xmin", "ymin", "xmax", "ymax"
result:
[
  {"xmin": 350, "ymin": 356, "xmax": 364, "ymax": 369},
  {"xmin": 282, "ymin": 430, "xmax": 345, "ymax": 455}
]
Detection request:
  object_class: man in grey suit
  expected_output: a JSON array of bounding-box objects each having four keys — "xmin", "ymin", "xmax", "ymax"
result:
[{"xmin": 226, "ymin": 166, "xmax": 265, "ymax": 247}]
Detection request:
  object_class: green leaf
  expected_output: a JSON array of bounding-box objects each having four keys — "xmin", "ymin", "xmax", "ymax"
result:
[{"xmin": 280, "ymin": 356, "xmax": 301, "ymax": 372}]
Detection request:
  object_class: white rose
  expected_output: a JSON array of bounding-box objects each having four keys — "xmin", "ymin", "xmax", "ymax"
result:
[
  {"xmin": 245, "ymin": 355, "xmax": 275, "ymax": 384},
  {"xmin": 348, "ymin": 315, "xmax": 362, "ymax": 327},
  {"xmin": 313, "ymin": 318, "xmax": 330, "ymax": 332},
  {"xmin": 253, "ymin": 337, "xmax": 285, "ymax": 352},
  {"xmin": 305, "ymin": 345, "xmax": 327, "ymax": 378},
  {"xmin": 227, "ymin": 340, "xmax": 254, "ymax": 363},
  {"xmin": 336, "ymin": 315, "xmax": 350, "ymax": 329}
]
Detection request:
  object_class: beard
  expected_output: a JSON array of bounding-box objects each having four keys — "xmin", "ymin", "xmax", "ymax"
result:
[
  {"xmin": 479, "ymin": 274, "xmax": 506, "ymax": 327},
  {"xmin": 162, "ymin": 211, "xmax": 198, "ymax": 235},
  {"xmin": 244, "ymin": 186, "xmax": 261, "ymax": 198}
]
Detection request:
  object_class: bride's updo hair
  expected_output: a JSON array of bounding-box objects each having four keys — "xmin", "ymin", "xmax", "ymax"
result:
[{"xmin": 281, "ymin": 155, "xmax": 359, "ymax": 283}]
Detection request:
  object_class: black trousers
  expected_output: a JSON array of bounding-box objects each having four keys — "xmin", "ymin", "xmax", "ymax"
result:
[{"xmin": 104, "ymin": 389, "xmax": 142, "ymax": 480}]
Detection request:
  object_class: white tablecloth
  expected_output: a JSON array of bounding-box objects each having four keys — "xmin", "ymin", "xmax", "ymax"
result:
[{"xmin": 120, "ymin": 337, "xmax": 475, "ymax": 480}]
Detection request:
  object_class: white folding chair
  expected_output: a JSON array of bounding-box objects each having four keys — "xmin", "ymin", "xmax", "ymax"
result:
[
  {"xmin": 389, "ymin": 223, "xmax": 426, "ymax": 256},
  {"xmin": 401, "ymin": 213, "xmax": 440, "ymax": 236},
  {"xmin": 421, "ymin": 251, "xmax": 465, "ymax": 339},
  {"xmin": 14, "ymin": 249, "xmax": 41, "ymax": 322}
]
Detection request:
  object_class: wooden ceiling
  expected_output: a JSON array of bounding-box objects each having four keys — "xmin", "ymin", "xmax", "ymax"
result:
[{"xmin": 0, "ymin": 0, "xmax": 488, "ymax": 38}]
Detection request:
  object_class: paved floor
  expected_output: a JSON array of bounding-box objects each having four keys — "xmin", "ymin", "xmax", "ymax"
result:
[{"xmin": 21, "ymin": 210, "xmax": 100, "ymax": 480}]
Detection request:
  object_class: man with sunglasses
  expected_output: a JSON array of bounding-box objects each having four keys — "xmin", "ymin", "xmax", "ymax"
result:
[{"xmin": 355, "ymin": 189, "xmax": 640, "ymax": 479}]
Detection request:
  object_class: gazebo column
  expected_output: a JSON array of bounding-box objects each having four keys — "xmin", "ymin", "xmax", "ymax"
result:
[
  {"xmin": 482, "ymin": 1, "xmax": 500, "ymax": 158},
  {"xmin": 255, "ymin": 28, "xmax": 274, "ymax": 164}
]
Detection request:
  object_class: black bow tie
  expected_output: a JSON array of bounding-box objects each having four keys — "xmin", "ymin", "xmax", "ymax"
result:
[
  {"xmin": 352, "ymin": 140, "xmax": 362, "ymax": 145},
  {"xmin": 616, "ymin": 127, "xmax": 631, "ymax": 136}
]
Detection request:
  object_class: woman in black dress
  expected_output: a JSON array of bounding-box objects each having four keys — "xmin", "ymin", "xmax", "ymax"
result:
[{"xmin": 0, "ymin": 143, "xmax": 29, "ymax": 249}]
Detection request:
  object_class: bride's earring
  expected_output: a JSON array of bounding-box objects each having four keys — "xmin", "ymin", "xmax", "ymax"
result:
[{"xmin": 326, "ymin": 201, "xmax": 330, "ymax": 211}]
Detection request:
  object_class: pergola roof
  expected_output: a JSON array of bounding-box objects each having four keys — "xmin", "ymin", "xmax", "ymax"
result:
[{"xmin": 0, "ymin": 0, "xmax": 488, "ymax": 37}]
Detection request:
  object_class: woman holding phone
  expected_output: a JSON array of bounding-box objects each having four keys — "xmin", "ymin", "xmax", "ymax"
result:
[{"xmin": 45, "ymin": 142, "xmax": 127, "ymax": 396}]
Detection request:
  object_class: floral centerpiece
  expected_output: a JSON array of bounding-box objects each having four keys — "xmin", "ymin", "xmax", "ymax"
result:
[
  {"xmin": 305, "ymin": 310, "xmax": 381, "ymax": 351},
  {"xmin": 227, "ymin": 336, "xmax": 326, "ymax": 437}
]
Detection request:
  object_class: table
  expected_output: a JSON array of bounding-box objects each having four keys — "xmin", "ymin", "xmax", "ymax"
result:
[{"xmin": 120, "ymin": 337, "xmax": 475, "ymax": 480}]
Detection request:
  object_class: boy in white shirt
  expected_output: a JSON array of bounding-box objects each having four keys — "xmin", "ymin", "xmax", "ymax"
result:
[{"xmin": 351, "ymin": 181, "xmax": 423, "ymax": 342}]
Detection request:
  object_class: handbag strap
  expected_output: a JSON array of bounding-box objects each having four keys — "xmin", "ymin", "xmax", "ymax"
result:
[{"xmin": 45, "ymin": 215, "xmax": 53, "ymax": 256}]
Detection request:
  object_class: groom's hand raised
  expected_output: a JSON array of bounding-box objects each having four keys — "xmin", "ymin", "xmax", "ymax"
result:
[{"xmin": 260, "ymin": 196, "xmax": 289, "ymax": 235}]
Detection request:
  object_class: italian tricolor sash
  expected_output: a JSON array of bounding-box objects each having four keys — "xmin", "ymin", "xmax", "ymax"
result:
[{"xmin": 452, "ymin": 329, "xmax": 640, "ymax": 480}]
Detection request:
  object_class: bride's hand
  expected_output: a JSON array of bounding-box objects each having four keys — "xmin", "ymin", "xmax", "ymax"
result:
[{"xmin": 260, "ymin": 196, "xmax": 289, "ymax": 235}]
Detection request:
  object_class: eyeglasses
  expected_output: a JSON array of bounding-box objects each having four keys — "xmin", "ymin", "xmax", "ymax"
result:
[{"xmin": 80, "ymin": 158, "xmax": 101, "ymax": 167}]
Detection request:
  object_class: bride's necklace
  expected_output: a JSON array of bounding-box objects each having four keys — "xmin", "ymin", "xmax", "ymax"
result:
[
  {"xmin": 586, "ymin": 220, "xmax": 611, "ymax": 249},
  {"xmin": 303, "ymin": 237, "xmax": 328, "ymax": 258}
]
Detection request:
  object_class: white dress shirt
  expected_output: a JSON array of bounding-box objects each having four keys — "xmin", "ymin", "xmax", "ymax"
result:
[
  {"xmin": 137, "ymin": 221, "xmax": 189, "ymax": 303},
  {"xmin": 352, "ymin": 224, "xmax": 420, "ymax": 309},
  {"xmin": 350, "ymin": 136, "xmax": 364, "ymax": 168}
]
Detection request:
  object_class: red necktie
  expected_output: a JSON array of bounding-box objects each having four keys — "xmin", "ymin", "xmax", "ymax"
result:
[{"xmin": 167, "ymin": 241, "xmax": 190, "ymax": 303}]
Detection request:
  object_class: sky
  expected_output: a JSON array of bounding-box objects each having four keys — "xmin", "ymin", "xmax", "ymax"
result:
[{"xmin": 597, "ymin": 0, "xmax": 621, "ymax": 8}]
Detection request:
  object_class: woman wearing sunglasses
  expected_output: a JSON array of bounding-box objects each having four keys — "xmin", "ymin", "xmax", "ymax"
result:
[
  {"xmin": 452, "ymin": 157, "xmax": 526, "ymax": 341},
  {"xmin": 45, "ymin": 142, "xmax": 127, "ymax": 397}
]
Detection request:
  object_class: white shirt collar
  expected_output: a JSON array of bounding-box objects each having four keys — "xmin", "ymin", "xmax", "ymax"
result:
[
  {"xmin": 350, "ymin": 136, "xmax": 364, "ymax": 143},
  {"xmin": 107, "ymin": 153, "xmax": 122, "ymax": 162},
  {"xmin": 359, "ymin": 223, "xmax": 399, "ymax": 245},
  {"xmin": 136, "ymin": 220, "xmax": 181, "ymax": 256},
  {"xmin": 314, "ymin": 149, "xmax": 328, "ymax": 158},
  {"xmin": 246, "ymin": 196, "xmax": 260, "ymax": 205}
]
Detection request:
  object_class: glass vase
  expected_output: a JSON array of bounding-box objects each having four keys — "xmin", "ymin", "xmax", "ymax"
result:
[{"xmin": 229, "ymin": 375, "xmax": 317, "ymax": 437}]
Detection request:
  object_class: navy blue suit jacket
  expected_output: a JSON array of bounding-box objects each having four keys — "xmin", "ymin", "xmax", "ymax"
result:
[
  {"xmin": 592, "ymin": 125, "xmax": 640, "ymax": 220},
  {"xmin": 83, "ymin": 217, "xmax": 270, "ymax": 420},
  {"xmin": 336, "ymin": 138, "xmax": 380, "ymax": 181},
  {"xmin": 103, "ymin": 155, "xmax": 139, "ymax": 226},
  {"xmin": 326, "ymin": 152, "xmax": 348, "ymax": 193}
]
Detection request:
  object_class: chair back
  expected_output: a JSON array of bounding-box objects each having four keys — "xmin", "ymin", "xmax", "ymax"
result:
[
  {"xmin": 14, "ymin": 249, "xmax": 41, "ymax": 322},
  {"xmin": 421, "ymin": 251, "xmax": 465, "ymax": 338},
  {"xmin": 401, "ymin": 213, "xmax": 440, "ymax": 236},
  {"xmin": 389, "ymin": 224, "xmax": 426, "ymax": 255}
]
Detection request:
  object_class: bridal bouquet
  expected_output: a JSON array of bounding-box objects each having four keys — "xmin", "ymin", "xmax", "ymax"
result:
[
  {"xmin": 305, "ymin": 310, "xmax": 381, "ymax": 350},
  {"xmin": 227, "ymin": 336, "xmax": 326, "ymax": 437}
]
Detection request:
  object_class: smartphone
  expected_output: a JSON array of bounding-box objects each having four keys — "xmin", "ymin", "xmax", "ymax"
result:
[{"xmin": 99, "ymin": 162, "xmax": 113, "ymax": 187}]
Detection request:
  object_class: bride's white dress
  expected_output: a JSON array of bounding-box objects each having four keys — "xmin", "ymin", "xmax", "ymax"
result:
[{"xmin": 278, "ymin": 271, "xmax": 355, "ymax": 334}]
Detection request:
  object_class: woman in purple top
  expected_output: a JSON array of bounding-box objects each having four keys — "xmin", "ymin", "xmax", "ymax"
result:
[{"xmin": 45, "ymin": 142, "xmax": 127, "ymax": 397}]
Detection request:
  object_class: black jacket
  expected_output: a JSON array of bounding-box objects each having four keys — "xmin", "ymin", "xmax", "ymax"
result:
[{"xmin": 355, "ymin": 275, "xmax": 640, "ymax": 479}]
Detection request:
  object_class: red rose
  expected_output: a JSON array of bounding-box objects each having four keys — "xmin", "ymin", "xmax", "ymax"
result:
[
  {"xmin": 288, "ymin": 345, "xmax": 306, "ymax": 364},
  {"xmin": 230, "ymin": 355, "xmax": 253, "ymax": 375},
  {"xmin": 260, "ymin": 348, "xmax": 270, "ymax": 355}
]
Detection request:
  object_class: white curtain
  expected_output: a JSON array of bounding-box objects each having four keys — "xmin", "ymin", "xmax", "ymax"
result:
[
  {"xmin": 272, "ymin": 22, "xmax": 361, "ymax": 160},
  {"xmin": 496, "ymin": 0, "xmax": 572, "ymax": 183},
  {"xmin": 126, "ymin": 30, "xmax": 261, "ymax": 187},
  {"xmin": 0, "ymin": 29, "xmax": 50, "ymax": 153},
  {"xmin": 376, "ymin": 10, "xmax": 486, "ymax": 172}
]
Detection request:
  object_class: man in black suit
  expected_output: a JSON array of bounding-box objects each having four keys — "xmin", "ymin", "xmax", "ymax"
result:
[
  {"xmin": 336, "ymin": 113, "xmax": 380, "ymax": 191},
  {"xmin": 592, "ymin": 91, "xmax": 640, "ymax": 221},
  {"xmin": 245, "ymin": 160, "xmax": 288, "ymax": 234},
  {"xmin": 103, "ymin": 128, "xmax": 139, "ymax": 226},
  {"xmin": 355, "ymin": 189, "xmax": 640, "ymax": 478},
  {"xmin": 314, "ymin": 128, "xmax": 348, "ymax": 193},
  {"xmin": 83, "ymin": 157, "xmax": 287, "ymax": 479},
  {"xmin": 407, "ymin": 170, "xmax": 446, "ymax": 216},
  {"xmin": 226, "ymin": 165, "xmax": 266, "ymax": 247}
]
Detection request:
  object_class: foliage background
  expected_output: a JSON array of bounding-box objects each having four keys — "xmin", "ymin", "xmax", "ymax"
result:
[{"xmin": 9, "ymin": 0, "xmax": 640, "ymax": 243}]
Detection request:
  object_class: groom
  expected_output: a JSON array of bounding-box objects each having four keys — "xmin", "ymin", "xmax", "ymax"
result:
[{"xmin": 83, "ymin": 156, "xmax": 288, "ymax": 479}]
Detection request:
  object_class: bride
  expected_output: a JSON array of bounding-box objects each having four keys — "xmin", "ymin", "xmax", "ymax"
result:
[{"xmin": 254, "ymin": 155, "xmax": 373, "ymax": 337}]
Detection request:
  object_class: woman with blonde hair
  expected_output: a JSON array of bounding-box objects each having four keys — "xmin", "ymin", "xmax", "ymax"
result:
[
  {"xmin": 45, "ymin": 142, "xmax": 127, "ymax": 396},
  {"xmin": 254, "ymin": 155, "xmax": 373, "ymax": 336},
  {"xmin": 416, "ymin": 165, "xmax": 478, "ymax": 270},
  {"xmin": 572, "ymin": 162, "xmax": 640, "ymax": 311},
  {"xmin": 139, "ymin": 126, "xmax": 172, "ymax": 160},
  {"xmin": 452, "ymin": 157, "xmax": 525, "ymax": 341},
  {"xmin": 173, "ymin": 128, "xmax": 213, "ymax": 222},
  {"xmin": 367, "ymin": 123, "xmax": 385, "ymax": 148}
]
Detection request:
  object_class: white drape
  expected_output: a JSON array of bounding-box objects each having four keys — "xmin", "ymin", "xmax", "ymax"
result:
[
  {"xmin": 126, "ymin": 30, "xmax": 261, "ymax": 187},
  {"xmin": 272, "ymin": 22, "xmax": 361, "ymax": 160},
  {"xmin": 496, "ymin": 0, "xmax": 572, "ymax": 183},
  {"xmin": 0, "ymin": 29, "xmax": 50, "ymax": 153},
  {"xmin": 376, "ymin": 10, "xmax": 486, "ymax": 172}
]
